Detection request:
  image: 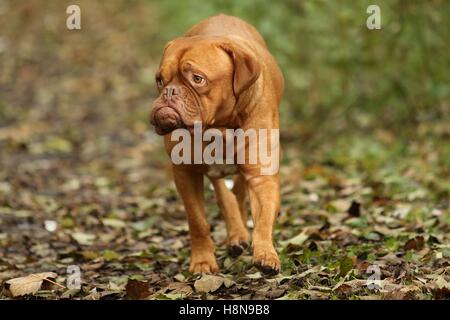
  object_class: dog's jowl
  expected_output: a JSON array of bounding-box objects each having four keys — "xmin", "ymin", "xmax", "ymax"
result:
[{"xmin": 150, "ymin": 14, "xmax": 284, "ymax": 275}]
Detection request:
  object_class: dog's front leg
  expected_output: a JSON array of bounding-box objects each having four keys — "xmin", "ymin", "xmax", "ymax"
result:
[
  {"xmin": 247, "ymin": 175, "xmax": 281, "ymax": 275},
  {"xmin": 172, "ymin": 165, "xmax": 219, "ymax": 273}
]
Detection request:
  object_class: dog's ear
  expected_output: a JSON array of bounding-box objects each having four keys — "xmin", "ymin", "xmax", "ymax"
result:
[
  {"xmin": 162, "ymin": 38, "xmax": 177, "ymax": 54},
  {"xmin": 218, "ymin": 41, "xmax": 261, "ymax": 97},
  {"xmin": 162, "ymin": 36, "xmax": 188, "ymax": 55}
]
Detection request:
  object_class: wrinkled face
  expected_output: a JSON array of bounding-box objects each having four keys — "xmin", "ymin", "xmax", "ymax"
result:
[{"xmin": 150, "ymin": 37, "xmax": 237, "ymax": 135}]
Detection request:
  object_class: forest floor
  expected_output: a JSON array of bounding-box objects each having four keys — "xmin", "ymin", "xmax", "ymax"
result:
[{"xmin": 0, "ymin": 1, "xmax": 449, "ymax": 300}]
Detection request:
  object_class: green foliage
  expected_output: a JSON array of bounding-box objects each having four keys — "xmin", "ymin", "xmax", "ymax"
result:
[{"xmin": 150, "ymin": 0, "xmax": 450, "ymax": 129}]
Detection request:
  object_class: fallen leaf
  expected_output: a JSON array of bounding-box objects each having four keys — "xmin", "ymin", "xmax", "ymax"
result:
[
  {"xmin": 266, "ymin": 288, "xmax": 286, "ymax": 299},
  {"xmin": 246, "ymin": 272, "xmax": 262, "ymax": 279},
  {"xmin": 280, "ymin": 229, "xmax": 309, "ymax": 247},
  {"xmin": 223, "ymin": 278, "xmax": 235, "ymax": 288},
  {"xmin": 435, "ymin": 276, "xmax": 449, "ymax": 289},
  {"xmin": 430, "ymin": 286, "xmax": 450, "ymax": 300},
  {"xmin": 384, "ymin": 285, "xmax": 421, "ymax": 300},
  {"xmin": 166, "ymin": 282, "xmax": 193, "ymax": 296},
  {"xmin": 347, "ymin": 201, "xmax": 361, "ymax": 217},
  {"xmin": 125, "ymin": 279, "xmax": 151, "ymax": 299},
  {"xmin": 329, "ymin": 199, "xmax": 351, "ymax": 212},
  {"xmin": 102, "ymin": 218, "xmax": 126, "ymax": 229},
  {"xmin": 102, "ymin": 250, "xmax": 120, "ymax": 261},
  {"xmin": 6, "ymin": 272, "xmax": 58, "ymax": 297},
  {"xmin": 404, "ymin": 236, "xmax": 425, "ymax": 251},
  {"xmin": 338, "ymin": 256, "xmax": 355, "ymax": 277},
  {"xmin": 71, "ymin": 232, "xmax": 96, "ymax": 245},
  {"xmin": 194, "ymin": 275, "xmax": 224, "ymax": 293}
]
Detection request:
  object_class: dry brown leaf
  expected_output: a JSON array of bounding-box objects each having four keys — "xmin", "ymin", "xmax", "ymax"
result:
[
  {"xmin": 5, "ymin": 272, "xmax": 58, "ymax": 297},
  {"xmin": 347, "ymin": 201, "xmax": 361, "ymax": 217},
  {"xmin": 125, "ymin": 279, "xmax": 151, "ymax": 299},
  {"xmin": 329, "ymin": 199, "xmax": 352, "ymax": 212},
  {"xmin": 194, "ymin": 275, "xmax": 224, "ymax": 293},
  {"xmin": 384, "ymin": 285, "xmax": 421, "ymax": 300},
  {"xmin": 404, "ymin": 236, "xmax": 425, "ymax": 251},
  {"xmin": 166, "ymin": 282, "xmax": 193, "ymax": 296}
]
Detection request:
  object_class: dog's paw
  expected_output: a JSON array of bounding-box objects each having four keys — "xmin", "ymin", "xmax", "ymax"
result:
[
  {"xmin": 226, "ymin": 229, "xmax": 250, "ymax": 258},
  {"xmin": 189, "ymin": 258, "xmax": 219, "ymax": 274},
  {"xmin": 253, "ymin": 246, "xmax": 280, "ymax": 276},
  {"xmin": 227, "ymin": 240, "xmax": 249, "ymax": 258}
]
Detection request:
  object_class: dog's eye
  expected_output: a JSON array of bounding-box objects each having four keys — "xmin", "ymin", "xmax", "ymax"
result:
[{"xmin": 192, "ymin": 74, "xmax": 205, "ymax": 85}]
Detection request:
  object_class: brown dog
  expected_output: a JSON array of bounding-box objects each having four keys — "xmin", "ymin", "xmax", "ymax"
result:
[{"xmin": 150, "ymin": 14, "xmax": 284, "ymax": 275}]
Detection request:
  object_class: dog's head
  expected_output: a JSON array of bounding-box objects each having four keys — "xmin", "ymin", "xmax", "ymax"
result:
[{"xmin": 150, "ymin": 36, "xmax": 261, "ymax": 135}]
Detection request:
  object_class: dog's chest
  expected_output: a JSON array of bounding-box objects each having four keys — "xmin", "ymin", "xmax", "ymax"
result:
[{"xmin": 205, "ymin": 164, "xmax": 238, "ymax": 179}]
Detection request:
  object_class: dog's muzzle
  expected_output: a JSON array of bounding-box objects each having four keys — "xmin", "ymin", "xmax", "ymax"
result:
[{"xmin": 151, "ymin": 106, "xmax": 184, "ymax": 135}]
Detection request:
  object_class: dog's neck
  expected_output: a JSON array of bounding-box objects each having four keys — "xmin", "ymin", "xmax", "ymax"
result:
[{"xmin": 234, "ymin": 75, "xmax": 273, "ymax": 129}]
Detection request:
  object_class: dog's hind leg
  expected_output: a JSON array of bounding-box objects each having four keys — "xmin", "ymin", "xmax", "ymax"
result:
[
  {"xmin": 211, "ymin": 178, "xmax": 250, "ymax": 258},
  {"xmin": 232, "ymin": 173, "xmax": 249, "ymax": 226}
]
